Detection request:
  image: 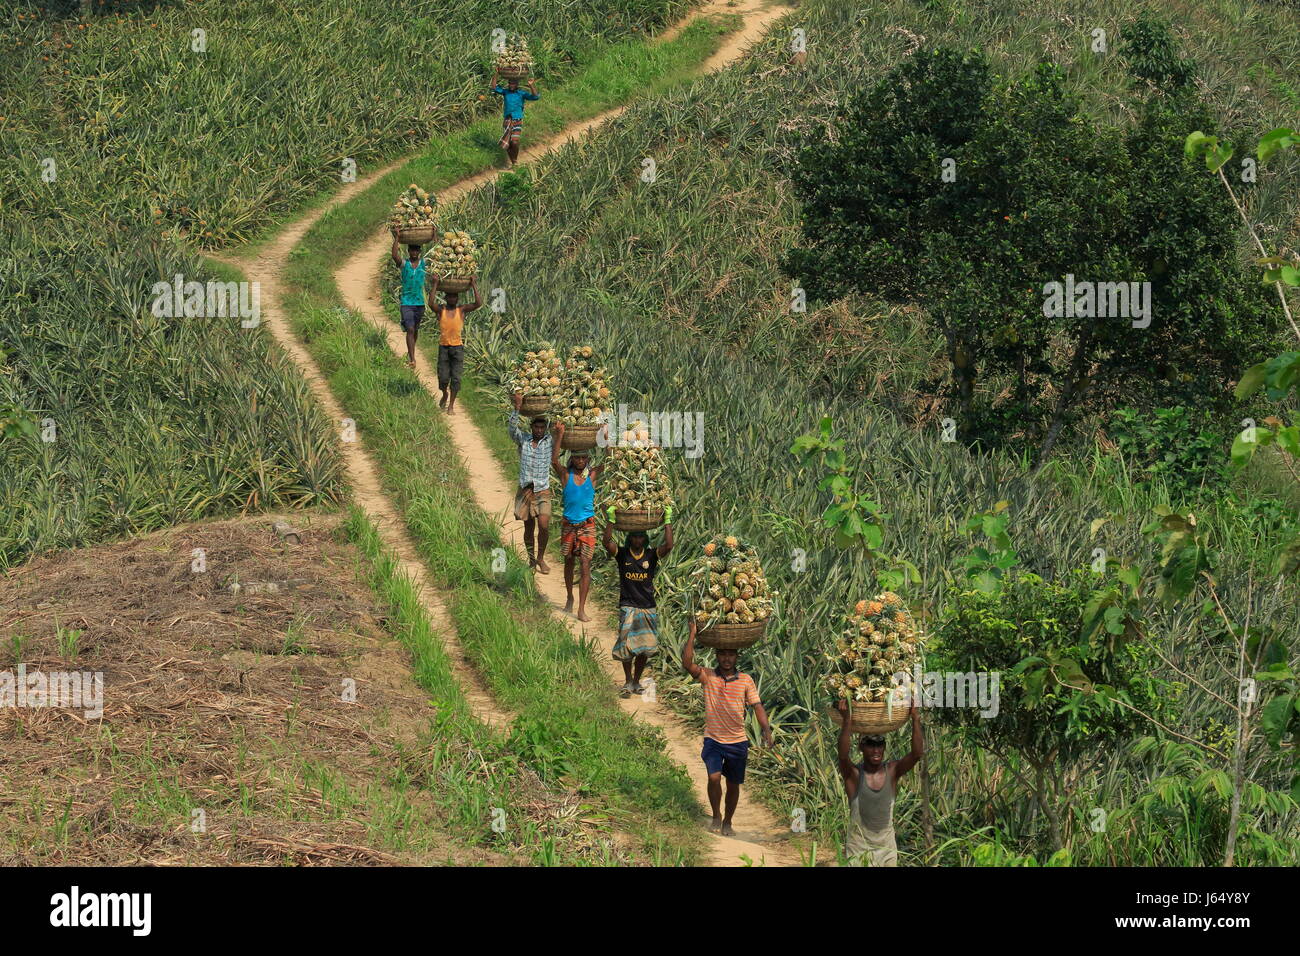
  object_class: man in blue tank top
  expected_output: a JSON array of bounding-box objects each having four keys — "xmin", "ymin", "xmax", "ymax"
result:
[{"xmin": 551, "ymin": 422, "xmax": 602, "ymax": 622}]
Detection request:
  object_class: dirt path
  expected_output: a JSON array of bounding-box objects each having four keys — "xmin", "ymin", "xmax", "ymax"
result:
[
  {"xmin": 338, "ymin": 0, "xmax": 800, "ymax": 867},
  {"xmin": 211, "ymin": 166, "xmax": 512, "ymax": 734}
]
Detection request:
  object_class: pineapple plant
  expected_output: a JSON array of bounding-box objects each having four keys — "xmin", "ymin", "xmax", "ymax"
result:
[
  {"xmin": 686, "ymin": 535, "xmax": 776, "ymax": 642},
  {"xmin": 825, "ymin": 592, "xmax": 924, "ymax": 728},
  {"xmin": 390, "ymin": 184, "xmax": 437, "ymax": 241},
  {"xmin": 496, "ymin": 33, "xmax": 532, "ymax": 78}
]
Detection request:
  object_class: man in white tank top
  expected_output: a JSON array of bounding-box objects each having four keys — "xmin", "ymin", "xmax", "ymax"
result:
[{"xmin": 836, "ymin": 700, "xmax": 923, "ymax": 866}]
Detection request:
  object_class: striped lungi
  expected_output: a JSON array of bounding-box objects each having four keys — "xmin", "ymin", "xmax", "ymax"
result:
[{"xmin": 613, "ymin": 606, "xmax": 659, "ymax": 661}]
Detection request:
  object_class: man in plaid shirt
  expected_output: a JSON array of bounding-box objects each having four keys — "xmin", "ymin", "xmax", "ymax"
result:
[{"xmin": 509, "ymin": 392, "xmax": 553, "ymax": 572}]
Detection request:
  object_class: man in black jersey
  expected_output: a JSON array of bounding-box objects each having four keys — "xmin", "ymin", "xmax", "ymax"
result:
[{"xmin": 602, "ymin": 506, "xmax": 674, "ymax": 697}]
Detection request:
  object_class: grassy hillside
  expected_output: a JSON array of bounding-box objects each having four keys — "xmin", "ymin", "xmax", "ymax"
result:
[
  {"xmin": 0, "ymin": 0, "xmax": 695, "ymax": 568},
  {"xmin": 450, "ymin": 0, "xmax": 1300, "ymax": 863}
]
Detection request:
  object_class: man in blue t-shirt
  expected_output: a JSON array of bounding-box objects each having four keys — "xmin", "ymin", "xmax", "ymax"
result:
[
  {"xmin": 490, "ymin": 70, "xmax": 540, "ymax": 167},
  {"xmin": 389, "ymin": 227, "xmax": 427, "ymax": 369}
]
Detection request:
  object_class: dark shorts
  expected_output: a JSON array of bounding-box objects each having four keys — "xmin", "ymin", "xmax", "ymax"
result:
[
  {"xmin": 438, "ymin": 344, "xmax": 464, "ymax": 390},
  {"xmin": 702, "ymin": 737, "xmax": 750, "ymax": 785},
  {"xmin": 400, "ymin": 304, "xmax": 424, "ymax": 332}
]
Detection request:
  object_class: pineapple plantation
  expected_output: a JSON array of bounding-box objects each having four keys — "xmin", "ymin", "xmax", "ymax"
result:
[{"xmin": 4, "ymin": 0, "xmax": 1299, "ymax": 882}]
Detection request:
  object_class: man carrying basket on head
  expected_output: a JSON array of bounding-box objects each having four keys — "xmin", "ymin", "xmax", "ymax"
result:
[
  {"xmin": 491, "ymin": 70, "xmax": 539, "ymax": 168},
  {"xmin": 835, "ymin": 699, "xmax": 923, "ymax": 867},
  {"xmin": 389, "ymin": 229, "xmax": 427, "ymax": 370},
  {"xmin": 602, "ymin": 507, "xmax": 674, "ymax": 698},
  {"xmin": 429, "ymin": 274, "xmax": 480, "ymax": 415},
  {"xmin": 683, "ymin": 617, "xmax": 773, "ymax": 836},
  {"xmin": 551, "ymin": 422, "xmax": 601, "ymax": 622},
  {"xmin": 509, "ymin": 391, "xmax": 554, "ymax": 574}
]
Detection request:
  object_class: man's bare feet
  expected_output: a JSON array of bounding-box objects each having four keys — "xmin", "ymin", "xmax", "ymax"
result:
[
  {"xmin": 563, "ymin": 597, "xmax": 574, "ymax": 614},
  {"xmin": 720, "ymin": 821, "xmax": 735, "ymax": 837},
  {"xmin": 709, "ymin": 817, "xmax": 722, "ymax": 834},
  {"xmin": 576, "ymin": 608, "xmax": 591, "ymax": 622},
  {"xmin": 535, "ymin": 558, "xmax": 550, "ymax": 574},
  {"xmin": 438, "ymin": 392, "xmax": 448, "ymax": 409},
  {"xmin": 406, "ymin": 358, "xmax": 416, "ymax": 370}
]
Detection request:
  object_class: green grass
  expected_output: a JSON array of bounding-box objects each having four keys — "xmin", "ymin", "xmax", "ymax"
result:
[{"xmin": 344, "ymin": 507, "xmax": 650, "ymax": 864}]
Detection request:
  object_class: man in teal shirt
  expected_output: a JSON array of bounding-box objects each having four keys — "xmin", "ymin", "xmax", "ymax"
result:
[
  {"xmin": 491, "ymin": 70, "xmax": 540, "ymax": 167},
  {"xmin": 390, "ymin": 227, "xmax": 426, "ymax": 369}
]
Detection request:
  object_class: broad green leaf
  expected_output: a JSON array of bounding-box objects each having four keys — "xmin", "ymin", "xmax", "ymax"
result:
[
  {"xmin": 1275, "ymin": 426, "xmax": 1300, "ymax": 458},
  {"xmin": 1260, "ymin": 695, "xmax": 1297, "ymax": 748},
  {"xmin": 1234, "ymin": 362, "xmax": 1268, "ymax": 399},
  {"xmin": 1258, "ymin": 127, "xmax": 1299, "ymax": 163},
  {"xmin": 862, "ymin": 522, "xmax": 883, "ymax": 551},
  {"xmin": 1231, "ymin": 427, "xmax": 1273, "ymax": 466},
  {"xmin": 1184, "ymin": 130, "xmax": 1212, "ymax": 159}
]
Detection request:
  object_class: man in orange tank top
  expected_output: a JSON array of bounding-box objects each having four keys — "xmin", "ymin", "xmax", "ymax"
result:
[{"xmin": 430, "ymin": 275, "xmax": 481, "ymax": 414}]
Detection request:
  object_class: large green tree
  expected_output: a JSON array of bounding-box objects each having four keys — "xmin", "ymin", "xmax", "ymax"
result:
[{"xmin": 783, "ymin": 41, "xmax": 1275, "ymax": 462}]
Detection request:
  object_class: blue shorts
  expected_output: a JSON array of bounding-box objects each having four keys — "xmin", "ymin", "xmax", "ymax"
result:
[
  {"xmin": 400, "ymin": 304, "xmax": 425, "ymax": 332},
  {"xmin": 702, "ymin": 737, "xmax": 750, "ymax": 784}
]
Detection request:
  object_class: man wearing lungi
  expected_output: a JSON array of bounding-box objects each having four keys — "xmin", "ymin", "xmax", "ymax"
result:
[
  {"xmin": 602, "ymin": 508, "xmax": 674, "ymax": 697},
  {"xmin": 509, "ymin": 391, "xmax": 554, "ymax": 573},
  {"xmin": 490, "ymin": 70, "xmax": 540, "ymax": 167}
]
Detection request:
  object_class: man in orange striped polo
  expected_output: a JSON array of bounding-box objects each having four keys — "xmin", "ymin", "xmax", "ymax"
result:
[{"xmin": 683, "ymin": 617, "xmax": 774, "ymax": 836}]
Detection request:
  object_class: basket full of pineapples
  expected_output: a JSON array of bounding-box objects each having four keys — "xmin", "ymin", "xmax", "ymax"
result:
[
  {"xmin": 496, "ymin": 34, "xmax": 532, "ymax": 79},
  {"xmin": 390, "ymin": 184, "xmax": 437, "ymax": 245},
  {"xmin": 428, "ymin": 229, "xmax": 478, "ymax": 292},
  {"xmin": 600, "ymin": 428, "xmax": 674, "ymax": 531},
  {"xmin": 688, "ymin": 536, "xmax": 776, "ymax": 649},
  {"xmin": 556, "ymin": 345, "xmax": 611, "ymax": 451},
  {"xmin": 510, "ymin": 343, "xmax": 563, "ymax": 416},
  {"xmin": 825, "ymin": 593, "xmax": 924, "ymax": 734}
]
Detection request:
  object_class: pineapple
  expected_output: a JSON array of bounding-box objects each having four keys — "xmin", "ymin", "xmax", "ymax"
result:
[
  {"xmin": 496, "ymin": 33, "xmax": 532, "ymax": 76},
  {"xmin": 427, "ymin": 228, "xmax": 479, "ymax": 279},
  {"xmin": 686, "ymin": 535, "xmax": 776, "ymax": 632},
  {"xmin": 509, "ymin": 342, "xmax": 564, "ymax": 406},
  {"xmin": 824, "ymin": 593, "xmax": 924, "ymax": 703},
  {"xmin": 555, "ymin": 345, "xmax": 613, "ymax": 428},
  {"xmin": 390, "ymin": 184, "xmax": 437, "ymax": 232}
]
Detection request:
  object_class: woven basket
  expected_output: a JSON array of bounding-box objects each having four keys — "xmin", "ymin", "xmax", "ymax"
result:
[
  {"xmin": 498, "ymin": 64, "xmax": 530, "ymax": 80},
  {"xmin": 396, "ymin": 225, "xmax": 435, "ymax": 245},
  {"xmin": 613, "ymin": 509, "xmax": 663, "ymax": 532},
  {"xmin": 829, "ymin": 699, "xmax": 911, "ymax": 735},
  {"xmin": 560, "ymin": 424, "xmax": 600, "ymax": 451},
  {"xmin": 437, "ymin": 275, "xmax": 473, "ymax": 293},
  {"xmin": 518, "ymin": 393, "xmax": 550, "ymax": 416},
  {"xmin": 696, "ymin": 618, "xmax": 767, "ymax": 650}
]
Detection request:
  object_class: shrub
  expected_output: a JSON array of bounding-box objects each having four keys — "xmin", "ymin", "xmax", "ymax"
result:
[
  {"xmin": 1108, "ymin": 406, "xmax": 1228, "ymax": 496},
  {"xmin": 930, "ymin": 568, "xmax": 1170, "ymax": 849}
]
